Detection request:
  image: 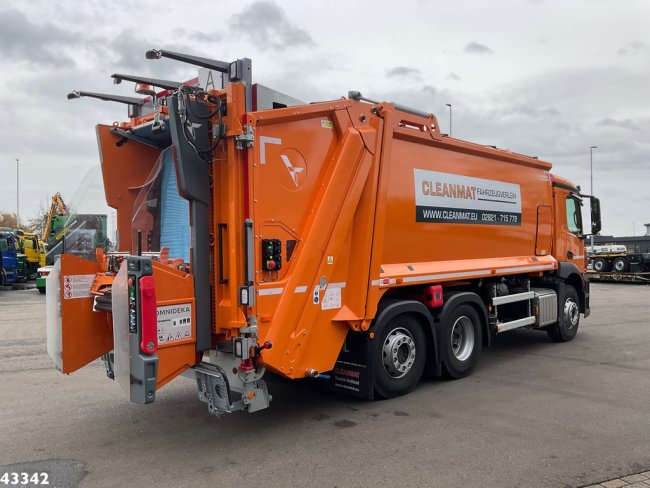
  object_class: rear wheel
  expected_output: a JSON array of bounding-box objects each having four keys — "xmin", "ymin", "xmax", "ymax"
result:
[
  {"xmin": 373, "ymin": 315, "xmax": 427, "ymax": 398},
  {"xmin": 441, "ymin": 304, "xmax": 482, "ymax": 379},
  {"xmin": 0, "ymin": 270, "xmax": 5, "ymax": 287},
  {"xmin": 592, "ymin": 258, "xmax": 609, "ymax": 272},
  {"xmin": 613, "ymin": 257, "xmax": 629, "ymax": 272},
  {"xmin": 38, "ymin": 287, "xmax": 46, "ymax": 294},
  {"xmin": 548, "ymin": 285, "xmax": 580, "ymax": 342}
]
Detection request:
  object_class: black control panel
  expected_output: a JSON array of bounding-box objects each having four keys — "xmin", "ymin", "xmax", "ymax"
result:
[{"xmin": 261, "ymin": 239, "xmax": 282, "ymax": 271}]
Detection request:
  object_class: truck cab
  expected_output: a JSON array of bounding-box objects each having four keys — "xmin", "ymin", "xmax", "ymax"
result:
[
  {"xmin": 0, "ymin": 232, "xmax": 19, "ymax": 286},
  {"xmin": 552, "ymin": 176, "xmax": 588, "ymax": 269},
  {"xmin": 15, "ymin": 230, "xmax": 42, "ymax": 280}
]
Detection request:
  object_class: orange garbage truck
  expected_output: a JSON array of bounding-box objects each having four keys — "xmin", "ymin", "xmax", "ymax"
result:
[{"xmin": 47, "ymin": 50, "xmax": 601, "ymax": 414}]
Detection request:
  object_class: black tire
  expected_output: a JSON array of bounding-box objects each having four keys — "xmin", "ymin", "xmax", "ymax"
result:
[
  {"xmin": 548, "ymin": 285, "xmax": 580, "ymax": 342},
  {"xmin": 612, "ymin": 257, "xmax": 629, "ymax": 272},
  {"xmin": 38, "ymin": 288, "xmax": 46, "ymax": 294},
  {"xmin": 373, "ymin": 315, "xmax": 427, "ymax": 399},
  {"xmin": 441, "ymin": 304, "xmax": 483, "ymax": 379},
  {"xmin": 0, "ymin": 270, "xmax": 5, "ymax": 287},
  {"xmin": 592, "ymin": 257, "xmax": 609, "ymax": 272}
]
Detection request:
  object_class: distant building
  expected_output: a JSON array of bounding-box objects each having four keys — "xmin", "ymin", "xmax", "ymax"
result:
[{"xmin": 594, "ymin": 223, "xmax": 650, "ymax": 253}]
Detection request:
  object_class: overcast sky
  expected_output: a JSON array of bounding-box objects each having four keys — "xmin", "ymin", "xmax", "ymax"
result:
[{"xmin": 0, "ymin": 0, "xmax": 648, "ymax": 236}]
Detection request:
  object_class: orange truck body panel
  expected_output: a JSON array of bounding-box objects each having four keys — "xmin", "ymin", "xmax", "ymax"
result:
[
  {"xmin": 54, "ymin": 60, "xmax": 590, "ymax": 414},
  {"xmin": 220, "ymin": 99, "xmax": 584, "ymax": 378},
  {"xmin": 92, "ymin": 89, "xmax": 585, "ymax": 380}
]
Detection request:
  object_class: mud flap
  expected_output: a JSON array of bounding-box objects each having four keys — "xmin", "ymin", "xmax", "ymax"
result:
[
  {"xmin": 46, "ymin": 255, "xmax": 112, "ymax": 374},
  {"xmin": 328, "ymin": 332, "xmax": 375, "ymax": 399}
]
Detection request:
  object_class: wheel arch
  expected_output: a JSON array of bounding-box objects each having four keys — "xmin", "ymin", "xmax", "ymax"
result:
[
  {"xmin": 556, "ymin": 262, "xmax": 588, "ymax": 313},
  {"xmin": 437, "ymin": 291, "xmax": 490, "ymax": 347},
  {"xmin": 373, "ymin": 299, "xmax": 439, "ymax": 377}
]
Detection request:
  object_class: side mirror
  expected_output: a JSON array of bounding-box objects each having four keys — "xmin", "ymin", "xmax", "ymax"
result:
[{"xmin": 590, "ymin": 196, "xmax": 602, "ymax": 235}]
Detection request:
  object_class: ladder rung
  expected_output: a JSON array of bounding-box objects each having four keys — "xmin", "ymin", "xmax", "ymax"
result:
[
  {"xmin": 497, "ymin": 316, "xmax": 536, "ymax": 333},
  {"xmin": 492, "ymin": 291, "xmax": 535, "ymax": 306}
]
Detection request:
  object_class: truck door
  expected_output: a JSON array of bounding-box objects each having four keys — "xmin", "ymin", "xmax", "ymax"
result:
[{"xmin": 564, "ymin": 194, "xmax": 586, "ymax": 269}]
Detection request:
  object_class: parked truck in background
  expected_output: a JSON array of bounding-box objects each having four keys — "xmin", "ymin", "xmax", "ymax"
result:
[
  {"xmin": 0, "ymin": 227, "xmax": 30, "ymax": 282},
  {"xmin": 0, "ymin": 230, "xmax": 20, "ymax": 286},
  {"xmin": 14, "ymin": 230, "xmax": 44, "ymax": 280},
  {"xmin": 587, "ymin": 245, "xmax": 650, "ymax": 283},
  {"xmin": 47, "ymin": 50, "xmax": 601, "ymax": 416}
]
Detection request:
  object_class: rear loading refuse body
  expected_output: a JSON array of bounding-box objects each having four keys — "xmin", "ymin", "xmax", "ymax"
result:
[{"xmin": 47, "ymin": 51, "xmax": 600, "ymax": 414}]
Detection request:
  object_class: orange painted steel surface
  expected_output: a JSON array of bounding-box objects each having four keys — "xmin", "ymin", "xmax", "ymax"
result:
[
  {"xmin": 96, "ymin": 124, "xmax": 161, "ymax": 252},
  {"xmin": 151, "ymin": 261, "xmax": 197, "ymax": 388},
  {"xmin": 217, "ymin": 99, "xmax": 584, "ymax": 379},
  {"xmin": 58, "ymin": 254, "xmax": 112, "ymax": 374},
  {"xmin": 91, "ymin": 87, "xmax": 584, "ymax": 386}
]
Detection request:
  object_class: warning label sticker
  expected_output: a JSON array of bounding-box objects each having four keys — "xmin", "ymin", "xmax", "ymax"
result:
[
  {"xmin": 62, "ymin": 274, "xmax": 95, "ymax": 299},
  {"xmin": 414, "ymin": 169, "xmax": 522, "ymax": 226},
  {"xmin": 157, "ymin": 303, "xmax": 192, "ymax": 344},
  {"xmin": 321, "ymin": 287, "xmax": 341, "ymax": 310}
]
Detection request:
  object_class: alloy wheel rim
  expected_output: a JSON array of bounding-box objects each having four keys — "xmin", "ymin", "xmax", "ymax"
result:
[
  {"xmin": 564, "ymin": 298, "xmax": 579, "ymax": 329},
  {"xmin": 382, "ymin": 327, "xmax": 416, "ymax": 379},
  {"xmin": 450, "ymin": 316, "xmax": 475, "ymax": 362}
]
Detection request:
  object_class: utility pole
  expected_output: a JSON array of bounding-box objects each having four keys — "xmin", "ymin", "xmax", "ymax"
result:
[
  {"xmin": 589, "ymin": 146, "xmax": 597, "ymax": 247},
  {"xmin": 446, "ymin": 103, "xmax": 453, "ymax": 136},
  {"xmin": 15, "ymin": 158, "xmax": 20, "ymax": 228}
]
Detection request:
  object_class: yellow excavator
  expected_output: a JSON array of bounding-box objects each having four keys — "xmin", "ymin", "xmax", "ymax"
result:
[{"xmin": 36, "ymin": 193, "xmax": 70, "ymax": 292}]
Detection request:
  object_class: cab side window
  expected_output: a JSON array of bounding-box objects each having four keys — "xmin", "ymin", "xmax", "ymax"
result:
[{"xmin": 566, "ymin": 196, "xmax": 583, "ymax": 235}]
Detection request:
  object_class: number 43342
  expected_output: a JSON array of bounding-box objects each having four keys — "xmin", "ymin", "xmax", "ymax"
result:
[{"xmin": 0, "ymin": 473, "xmax": 49, "ymax": 485}]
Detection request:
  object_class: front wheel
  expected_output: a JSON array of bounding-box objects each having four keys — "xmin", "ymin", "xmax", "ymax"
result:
[
  {"xmin": 548, "ymin": 285, "xmax": 580, "ymax": 342},
  {"xmin": 373, "ymin": 315, "xmax": 427, "ymax": 398},
  {"xmin": 441, "ymin": 304, "xmax": 483, "ymax": 379}
]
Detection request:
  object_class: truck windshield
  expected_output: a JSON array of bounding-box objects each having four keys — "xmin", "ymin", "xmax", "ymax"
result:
[{"xmin": 566, "ymin": 196, "xmax": 583, "ymax": 235}]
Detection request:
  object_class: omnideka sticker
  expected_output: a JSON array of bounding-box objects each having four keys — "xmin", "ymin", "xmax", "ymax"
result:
[
  {"xmin": 414, "ymin": 169, "xmax": 522, "ymax": 226},
  {"xmin": 157, "ymin": 303, "xmax": 192, "ymax": 344}
]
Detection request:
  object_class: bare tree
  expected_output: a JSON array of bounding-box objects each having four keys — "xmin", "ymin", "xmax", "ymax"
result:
[{"xmin": 0, "ymin": 212, "xmax": 19, "ymax": 229}]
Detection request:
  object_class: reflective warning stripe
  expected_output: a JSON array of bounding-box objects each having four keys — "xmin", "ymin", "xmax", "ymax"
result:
[
  {"xmin": 327, "ymin": 282, "xmax": 346, "ymax": 289},
  {"xmin": 372, "ymin": 264, "xmax": 556, "ymax": 286},
  {"xmin": 496, "ymin": 264, "xmax": 555, "ymax": 274},
  {"xmin": 402, "ymin": 270, "xmax": 492, "ymax": 283},
  {"xmin": 258, "ymin": 287, "xmax": 284, "ymax": 296}
]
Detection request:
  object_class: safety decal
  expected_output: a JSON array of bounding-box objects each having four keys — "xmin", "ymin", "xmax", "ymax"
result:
[
  {"xmin": 62, "ymin": 274, "xmax": 95, "ymax": 299},
  {"xmin": 321, "ymin": 287, "xmax": 342, "ymax": 310},
  {"xmin": 313, "ymin": 286, "xmax": 320, "ymax": 305}
]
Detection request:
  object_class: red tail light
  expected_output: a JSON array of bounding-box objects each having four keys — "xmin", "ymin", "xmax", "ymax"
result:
[
  {"xmin": 139, "ymin": 276, "xmax": 158, "ymax": 354},
  {"xmin": 423, "ymin": 285, "xmax": 443, "ymax": 308}
]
